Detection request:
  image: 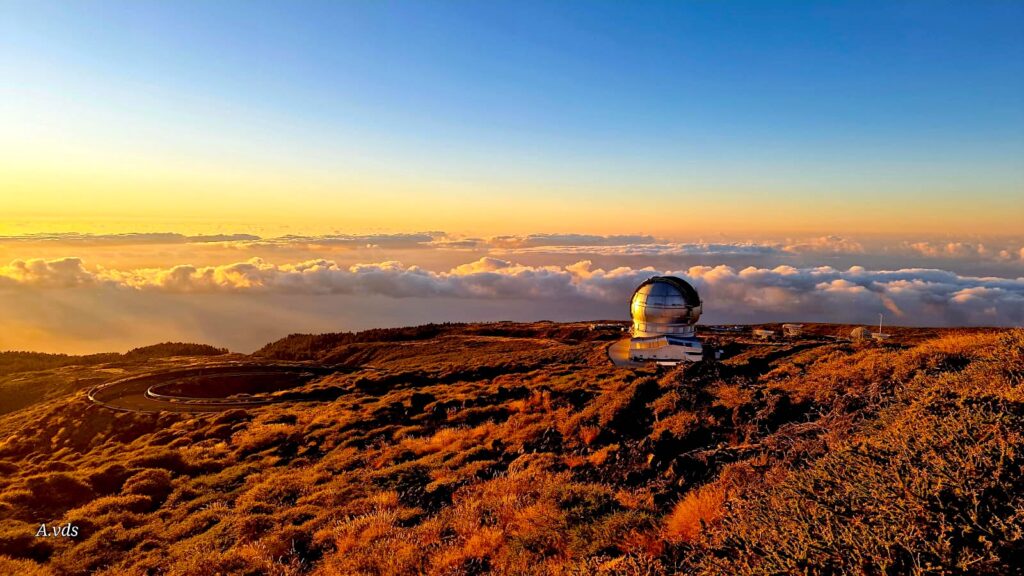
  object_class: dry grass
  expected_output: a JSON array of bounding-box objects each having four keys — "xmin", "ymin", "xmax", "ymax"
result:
[
  {"xmin": 663, "ymin": 482, "xmax": 727, "ymax": 543},
  {"xmin": 0, "ymin": 323, "xmax": 1020, "ymax": 574}
]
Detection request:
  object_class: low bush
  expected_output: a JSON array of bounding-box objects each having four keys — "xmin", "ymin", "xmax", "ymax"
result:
[{"xmin": 121, "ymin": 469, "xmax": 173, "ymax": 506}]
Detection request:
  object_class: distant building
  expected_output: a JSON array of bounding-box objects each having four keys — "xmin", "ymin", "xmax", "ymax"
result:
[
  {"xmin": 782, "ymin": 324, "xmax": 803, "ymax": 337},
  {"xmin": 753, "ymin": 329, "xmax": 776, "ymax": 340},
  {"xmin": 851, "ymin": 327, "xmax": 872, "ymax": 341}
]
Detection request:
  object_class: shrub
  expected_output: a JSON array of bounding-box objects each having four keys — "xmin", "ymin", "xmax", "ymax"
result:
[
  {"xmin": 232, "ymin": 424, "xmax": 299, "ymax": 455},
  {"xmin": 127, "ymin": 450, "xmax": 191, "ymax": 475},
  {"xmin": 686, "ymin": 392, "xmax": 1024, "ymax": 574},
  {"xmin": 663, "ymin": 482, "xmax": 727, "ymax": 543},
  {"xmin": 995, "ymin": 328, "xmax": 1024, "ymax": 379},
  {"xmin": 0, "ymin": 555, "xmax": 51, "ymax": 576},
  {"xmin": 122, "ymin": 469, "xmax": 173, "ymax": 506},
  {"xmin": 52, "ymin": 525, "xmax": 148, "ymax": 575},
  {"xmin": 88, "ymin": 463, "xmax": 131, "ymax": 495},
  {"xmin": 578, "ymin": 425, "xmax": 601, "ymax": 446},
  {"xmin": 62, "ymin": 495, "xmax": 151, "ymax": 531},
  {"xmin": 2, "ymin": 472, "xmax": 94, "ymax": 518},
  {"xmin": 0, "ymin": 521, "xmax": 54, "ymax": 562},
  {"xmin": 569, "ymin": 554, "xmax": 667, "ymax": 576},
  {"xmin": 651, "ymin": 411, "xmax": 699, "ymax": 440}
]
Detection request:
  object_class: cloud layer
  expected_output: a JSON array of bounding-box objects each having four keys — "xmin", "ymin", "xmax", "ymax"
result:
[
  {"xmin": 4, "ymin": 232, "xmax": 1022, "ymax": 264},
  {"xmin": 3, "ymin": 256, "xmax": 1021, "ymax": 326},
  {"xmin": 0, "ymin": 232, "xmax": 261, "ymax": 245},
  {"xmin": 2, "ymin": 232, "xmax": 1022, "ymax": 352}
]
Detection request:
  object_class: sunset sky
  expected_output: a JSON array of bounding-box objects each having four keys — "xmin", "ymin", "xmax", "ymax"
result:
[{"xmin": 1, "ymin": 1, "xmax": 1022, "ymax": 352}]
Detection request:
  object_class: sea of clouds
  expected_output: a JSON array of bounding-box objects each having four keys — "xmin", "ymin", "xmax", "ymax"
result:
[{"xmin": 1, "ymin": 232, "xmax": 1021, "ymax": 353}]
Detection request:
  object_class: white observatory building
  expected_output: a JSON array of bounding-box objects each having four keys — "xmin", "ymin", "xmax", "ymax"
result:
[{"xmin": 627, "ymin": 276, "xmax": 704, "ymax": 364}]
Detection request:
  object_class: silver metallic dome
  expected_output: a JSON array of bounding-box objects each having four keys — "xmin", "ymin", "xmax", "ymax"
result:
[{"xmin": 630, "ymin": 276, "xmax": 702, "ymax": 338}]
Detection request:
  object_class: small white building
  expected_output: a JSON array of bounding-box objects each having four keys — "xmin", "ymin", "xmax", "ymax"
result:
[{"xmin": 782, "ymin": 324, "xmax": 803, "ymax": 337}]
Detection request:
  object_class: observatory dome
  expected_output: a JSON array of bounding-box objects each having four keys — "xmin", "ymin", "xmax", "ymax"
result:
[{"xmin": 630, "ymin": 276, "xmax": 702, "ymax": 338}]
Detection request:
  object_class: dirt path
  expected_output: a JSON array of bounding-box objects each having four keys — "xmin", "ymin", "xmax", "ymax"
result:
[{"xmin": 87, "ymin": 362, "xmax": 335, "ymax": 413}]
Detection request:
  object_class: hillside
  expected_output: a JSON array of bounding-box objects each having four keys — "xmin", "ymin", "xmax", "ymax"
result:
[
  {"xmin": 0, "ymin": 323, "xmax": 1021, "ymax": 575},
  {"xmin": 0, "ymin": 343, "xmax": 229, "ymax": 378}
]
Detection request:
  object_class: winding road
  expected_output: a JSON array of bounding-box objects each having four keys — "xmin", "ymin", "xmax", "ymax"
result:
[{"xmin": 88, "ymin": 362, "xmax": 337, "ymax": 413}]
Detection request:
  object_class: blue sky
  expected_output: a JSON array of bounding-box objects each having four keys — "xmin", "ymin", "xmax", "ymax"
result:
[
  {"xmin": 2, "ymin": 1, "xmax": 1023, "ymax": 350},
  {"xmin": 1, "ymin": 1, "xmax": 1022, "ymax": 235}
]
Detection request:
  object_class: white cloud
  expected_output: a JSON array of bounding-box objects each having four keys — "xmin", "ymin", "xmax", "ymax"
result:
[
  {"xmin": 5, "ymin": 232, "xmax": 1018, "ymax": 268},
  {"xmin": 0, "ymin": 258, "xmax": 96, "ymax": 288},
  {"xmin": 781, "ymin": 235, "xmax": 864, "ymax": 254},
  {"xmin": 906, "ymin": 241, "xmax": 987, "ymax": 259},
  {"xmin": 493, "ymin": 236, "xmax": 865, "ymax": 257},
  {"xmin": 488, "ymin": 234, "xmax": 657, "ymax": 248},
  {"xmin": 232, "ymin": 233, "xmax": 441, "ymax": 250},
  {"xmin": 0, "ymin": 232, "xmax": 261, "ymax": 245},
  {"xmin": 3, "ymin": 257, "xmax": 1021, "ymax": 326},
  {"xmin": 904, "ymin": 240, "xmax": 1024, "ymax": 262},
  {"xmin": 493, "ymin": 242, "xmax": 781, "ymax": 257}
]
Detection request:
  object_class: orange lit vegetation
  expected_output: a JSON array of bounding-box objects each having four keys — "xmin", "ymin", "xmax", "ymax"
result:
[{"xmin": 0, "ymin": 323, "xmax": 1020, "ymax": 574}]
